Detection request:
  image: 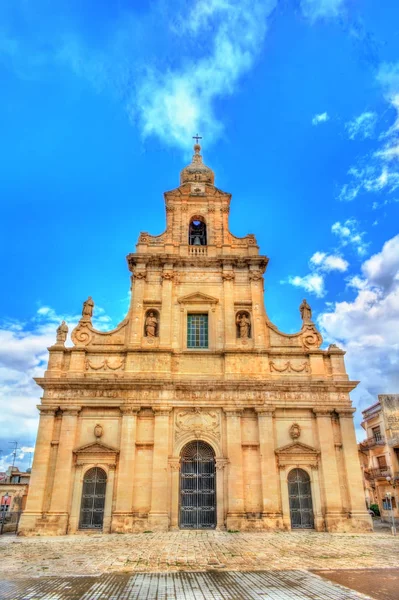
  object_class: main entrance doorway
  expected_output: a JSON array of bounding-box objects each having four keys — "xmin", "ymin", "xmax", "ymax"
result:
[
  {"xmin": 179, "ymin": 440, "xmax": 216, "ymax": 529},
  {"xmin": 79, "ymin": 467, "xmax": 107, "ymax": 530},
  {"xmin": 288, "ymin": 468, "xmax": 314, "ymax": 529}
]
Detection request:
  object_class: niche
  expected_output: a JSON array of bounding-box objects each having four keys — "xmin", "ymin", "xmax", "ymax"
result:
[
  {"xmin": 236, "ymin": 311, "xmax": 251, "ymax": 339},
  {"xmin": 144, "ymin": 309, "xmax": 160, "ymax": 337}
]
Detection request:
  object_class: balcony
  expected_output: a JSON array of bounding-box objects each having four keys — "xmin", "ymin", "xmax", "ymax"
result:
[
  {"xmin": 366, "ymin": 467, "xmax": 392, "ymax": 480},
  {"xmin": 188, "ymin": 246, "xmax": 207, "ymax": 256},
  {"xmin": 359, "ymin": 436, "xmax": 385, "ymax": 450}
]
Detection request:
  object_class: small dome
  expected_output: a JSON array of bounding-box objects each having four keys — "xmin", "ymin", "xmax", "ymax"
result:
[{"xmin": 180, "ymin": 144, "xmax": 215, "ymax": 186}]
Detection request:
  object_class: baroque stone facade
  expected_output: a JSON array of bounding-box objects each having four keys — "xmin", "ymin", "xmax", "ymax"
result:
[{"xmin": 19, "ymin": 144, "xmax": 371, "ymax": 535}]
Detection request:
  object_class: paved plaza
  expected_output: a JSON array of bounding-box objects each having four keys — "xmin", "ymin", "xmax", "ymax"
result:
[{"xmin": 1, "ymin": 530, "xmax": 398, "ymax": 578}]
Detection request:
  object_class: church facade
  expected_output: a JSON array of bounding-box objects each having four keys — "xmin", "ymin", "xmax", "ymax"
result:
[{"xmin": 19, "ymin": 144, "xmax": 371, "ymax": 535}]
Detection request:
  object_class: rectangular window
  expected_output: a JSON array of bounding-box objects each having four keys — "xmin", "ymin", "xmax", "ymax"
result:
[
  {"xmin": 377, "ymin": 455, "xmax": 387, "ymax": 468},
  {"xmin": 372, "ymin": 426, "xmax": 382, "ymax": 441},
  {"xmin": 187, "ymin": 314, "xmax": 208, "ymax": 349}
]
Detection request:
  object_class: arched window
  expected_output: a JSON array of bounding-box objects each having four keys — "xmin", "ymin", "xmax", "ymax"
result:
[
  {"xmin": 287, "ymin": 468, "xmax": 314, "ymax": 529},
  {"xmin": 79, "ymin": 467, "xmax": 107, "ymax": 530},
  {"xmin": 189, "ymin": 218, "xmax": 207, "ymax": 246},
  {"xmin": 180, "ymin": 440, "xmax": 216, "ymax": 529}
]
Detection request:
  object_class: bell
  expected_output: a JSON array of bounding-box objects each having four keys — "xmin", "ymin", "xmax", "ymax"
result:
[{"xmin": 193, "ymin": 236, "xmax": 201, "ymax": 245}]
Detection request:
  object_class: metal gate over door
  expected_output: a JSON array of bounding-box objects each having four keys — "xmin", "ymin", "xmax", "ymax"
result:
[
  {"xmin": 179, "ymin": 441, "xmax": 216, "ymax": 529},
  {"xmin": 288, "ymin": 468, "xmax": 314, "ymax": 529},
  {"xmin": 79, "ymin": 467, "xmax": 107, "ymax": 530}
]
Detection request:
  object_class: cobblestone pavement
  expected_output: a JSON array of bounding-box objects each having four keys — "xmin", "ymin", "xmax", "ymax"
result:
[
  {"xmin": 0, "ymin": 571, "xmax": 374, "ymax": 600},
  {"xmin": 0, "ymin": 530, "xmax": 398, "ymax": 579}
]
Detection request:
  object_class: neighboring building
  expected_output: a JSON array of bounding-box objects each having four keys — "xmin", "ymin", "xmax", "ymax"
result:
[
  {"xmin": 359, "ymin": 395, "xmax": 399, "ymax": 522},
  {"xmin": 19, "ymin": 144, "xmax": 371, "ymax": 536},
  {"xmin": 0, "ymin": 467, "xmax": 31, "ymax": 513}
]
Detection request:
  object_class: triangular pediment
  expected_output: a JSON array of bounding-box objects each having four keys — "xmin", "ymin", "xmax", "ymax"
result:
[
  {"xmin": 73, "ymin": 441, "xmax": 119, "ymax": 455},
  {"xmin": 177, "ymin": 291, "xmax": 219, "ymax": 304},
  {"xmin": 275, "ymin": 441, "xmax": 319, "ymax": 456}
]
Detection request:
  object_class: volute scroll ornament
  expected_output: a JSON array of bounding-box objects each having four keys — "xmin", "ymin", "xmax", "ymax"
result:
[{"xmin": 299, "ymin": 323, "xmax": 323, "ymax": 350}]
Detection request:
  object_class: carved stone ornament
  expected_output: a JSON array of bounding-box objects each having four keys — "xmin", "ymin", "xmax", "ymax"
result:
[
  {"xmin": 270, "ymin": 360, "xmax": 309, "ymax": 373},
  {"xmin": 85, "ymin": 357, "xmax": 125, "ymax": 371},
  {"xmin": 299, "ymin": 323, "xmax": 323, "ymax": 350},
  {"xmin": 249, "ymin": 271, "xmax": 263, "ymax": 282},
  {"xmin": 133, "ymin": 271, "xmax": 147, "ymax": 280},
  {"xmin": 221, "ymin": 206, "xmax": 230, "ymax": 213},
  {"xmin": 289, "ymin": 423, "xmax": 301, "ymax": 440},
  {"xmin": 222, "ymin": 272, "xmax": 235, "ymax": 281},
  {"xmin": 56, "ymin": 321, "xmax": 68, "ymax": 345},
  {"xmin": 161, "ymin": 271, "xmax": 175, "ymax": 281},
  {"xmin": 94, "ymin": 424, "xmax": 103, "ymax": 439},
  {"xmin": 175, "ymin": 408, "xmax": 220, "ymax": 441},
  {"xmin": 139, "ymin": 233, "xmax": 149, "ymax": 243}
]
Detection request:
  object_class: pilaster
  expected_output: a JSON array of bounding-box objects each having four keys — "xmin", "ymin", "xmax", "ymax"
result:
[
  {"xmin": 256, "ymin": 408, "xmax": 282, "ymax": 526},
  {"xmin": 225, "ymin": 409, "xmax": 245, "ymax": 528},
  {"xmin": 149, "ymin": 408, "xmax": 171, "ymax": 530}
]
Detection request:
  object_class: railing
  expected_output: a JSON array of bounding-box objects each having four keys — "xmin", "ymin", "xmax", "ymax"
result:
[
  {"xmin": 366, "ymin": 467, "xmax": 392, "ymax": 480},
  {"xmin": 360, "ymin": 436, "xmax": 385, "ymax": 450},
  {"xmin": 0, "ymin": 511, "xmax": 21, "ymax": 535},
  {"xmin": 188, "ymin": 246, "xmax": 207, "ymax": 256}
]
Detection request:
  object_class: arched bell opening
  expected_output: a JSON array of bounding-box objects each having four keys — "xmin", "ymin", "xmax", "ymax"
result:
[
  {"xmin": 288, "ymin": 468, "xmax": 314, "ymax": 529},
  {"xmin": 179, "ymin": 440, "xmax": 216, "ymax": 529},
  {"xmin": 79, "ymin": 467, "xmax": 107, "ymax": 530},
  {"xmin": 189, "ymin": 217, "xmax": 207, "ymax": 246}
]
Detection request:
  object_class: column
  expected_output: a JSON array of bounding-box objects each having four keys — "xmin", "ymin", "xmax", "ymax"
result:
[
  {"xmin": 169, "ymin": 458, "xmax": 180, "ymax": 529},
  {"xmin": 160, "ymin": 268, "xmax": 173, "ymax": 348},
  {"xmin": 314, "ymin": 409, "xmax": 343, "ymax": 531},
  {"xmin": 256, "ymin": 408, "xmax": 282, "ymax": 522},
  {"xmin": 310, "ymin": 466, "xmax": 324, "ymax": 531},
  {"xmin": 48, "ymin": 407, "xmax": 80, "ymax": 533},
  {"xmin": 279, "ymin": 465, "xmax": 291, "ymax": 529},
  {"xmin": 129, "ymin": 270, "xmax": 146, "ymax": 346},
  {"xmin": 222, "ymin": 270, "xmax": 235, "ymax": 348},
  {"xmin": 149, "ymin": 408, "xmax": 171, "ymax": 530},
  {"xmin": 249, "ymin": 271, "xmax": 268, "ymax": 349},
  {"xmin": 68, "ymin": 463, "xmax": 84, "ymax": 533},
  {"xmin": 18, "ymin": 407, "xmax": 56, "ymax": 533},
  {"xmin": 338, "ymin": 409, "xmax": 373, "ymax": 530},
  {"xmin": 215, "ymin": 458, "xmax": 228, "ymax": 529},
  {"xmin": 225, "ymin": 409, "xmax": 245, "ymax": 528},
  {"xmin": 113, "ymin": 407, "xmax": 139, "ymax": 518},
  {"xmin": 103, "ymin": 465, "xmax": 116, "ymax": 533}
]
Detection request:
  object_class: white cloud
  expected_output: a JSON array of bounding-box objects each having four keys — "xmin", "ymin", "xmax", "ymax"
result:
[
  {"xmin": 331, "ymin": 218, "xmax": 369, "ymax": 256},
  {"xmin": 318, "ymin": 234, "xmax": 399, "ymax": 425},
  {"xmin": 310, "ymin": 252, "xmax": 349, "ymax": 272},
  {"xmin": 345, "ymin": 111, "xmax": 377, "ymax": 140},
  {"xmin": 0, "ymin": 305, "xmax": 114, "ymax": 472},
  {"xmin": 312, "ymin": 112, "xmax": 329, "ymax": 125},
  {"xmin": 300, "ymin": 0, "xmax": 346, "ymax": 22},
  {"xmin": 286, "ymin": 273, "xmax": 326, "ymax": 297},
  {"xmin": 338, "ymin": 64, "xmax": 399, "ymax": 206},
  {"xmin": 136, "ymin": 1, "xmax": 277, "ymax": 147}
]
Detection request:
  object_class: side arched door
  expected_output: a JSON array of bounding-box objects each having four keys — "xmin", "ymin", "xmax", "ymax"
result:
[
  {"xmin": 79, "ymin": 467, "xmax": 107, "ymax": 530},
  {"xmin": 288, "ymin": 468, "xmax": 314, "ymax": 529}
]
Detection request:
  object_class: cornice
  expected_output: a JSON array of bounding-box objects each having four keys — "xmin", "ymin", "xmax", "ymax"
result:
[
  {"xmin": 35, "ymin": 377, "xmax": 359, "ymax": 393},
  {"xmin": 127, "ymin": 254, "xmax": 268, "ymax": 271}
]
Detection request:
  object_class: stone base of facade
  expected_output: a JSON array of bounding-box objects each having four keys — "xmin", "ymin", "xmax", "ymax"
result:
[
  {"xmin": 225, "ymin": 513, "xmax": 286, "ymax": 531},
  {"xmin": 324, "ymin": 511, "xmax": 373, "ymax": 533},
  {"xmin": 18, "ymin": 512, "xmax": 69, "ymax": 536}
]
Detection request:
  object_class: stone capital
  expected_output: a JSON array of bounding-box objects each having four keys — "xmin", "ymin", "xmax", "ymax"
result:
[
  {"xmin": 168, "ymin": 458, "xmax": 180, "ymax": 471},
  {"xmin": 313, "ymin": 408, "xmax": 333, "ymax": 417},
  {"xmin": 37, "ymin": 405, "xmax": 58, "ymax": 415},
  {"xmin": 153, "ymin": 407, "xmax": 172, "ymax": 417},
  {"xmin": 120, "ymin": 406, "xmax": 140, "ymax": 416},
  {"xmin": 215, "ymin": 458, "xmax": 229, "ymax": 470},
  {"xmin": 61, "ymin": 406, "xmax": 81, "ymax": 416},
  {"xmin": 335, "ymin": 408, "xmax": 356, "ymax": 417},
  {"xmin": 224, "ymin": 409, "xmax": 242, "ymax": 417},
  {"xmin": 255, "ymin": 407, "xmax": 275, "ymax": 417}
]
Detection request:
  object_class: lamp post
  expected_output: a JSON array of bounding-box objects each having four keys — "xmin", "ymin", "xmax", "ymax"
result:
[{"xmin": 385, "ymin": 476, "xmax": 397, "ymax": 536}]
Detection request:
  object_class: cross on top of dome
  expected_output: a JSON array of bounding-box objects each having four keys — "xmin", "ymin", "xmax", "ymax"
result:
[{"xmin": 180, "ymin": 135, "xmax": 215, "ymax": 186}]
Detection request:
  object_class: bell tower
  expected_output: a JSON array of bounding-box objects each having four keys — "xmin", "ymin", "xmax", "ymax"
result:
[{"xmin": 126, "ymin": 141, "xmax": 269, "ymax": 352}]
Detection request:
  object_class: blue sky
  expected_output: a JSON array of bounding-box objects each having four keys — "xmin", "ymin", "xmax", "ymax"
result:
[{"xmin": 1, "ymin": 0, "xmax": 399, "ymax": 469}]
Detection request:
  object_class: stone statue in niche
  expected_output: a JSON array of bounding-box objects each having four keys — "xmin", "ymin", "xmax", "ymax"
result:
[
  {"xmin": 236, "ymin": 312, "xmax": 251, "ymax": 339},
  {"xmin": 56, "ymin": 321, "xmax": 68, "ymax": 344},
  {"xmin": 82, "ymin": 296, "xmax": 94, "ymax": 320},
  {"xmin": 300, "ymin": 299, "xmax": 312, "ymax": 324},
  {"xmin": 145, "ymin": 311, "xmax": 158, "ymax": 337}
]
